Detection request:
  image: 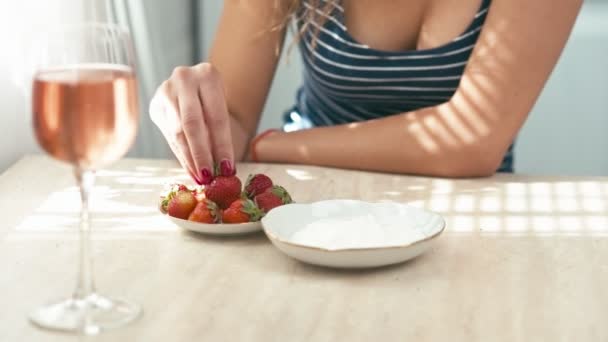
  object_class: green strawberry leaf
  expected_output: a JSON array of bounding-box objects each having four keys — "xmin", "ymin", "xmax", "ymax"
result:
[
  {"xmin": 271, "ymin": 185, "xmax": 293, "ymax": 204},
  {"xmin": 241, "ymin": 199, "xmax": 263, "ymax": 221},
  {"xmin": 205, "ymin": 200, "xmax": 220, "ymax": 221}
]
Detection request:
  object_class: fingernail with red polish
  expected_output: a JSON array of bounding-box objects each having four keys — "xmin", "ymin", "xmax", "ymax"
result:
[
  {"xmin": 220, "ymin": 159, "xmax": 235, "ymax": 176},
  {"xmin": 189, "ymin": 170, "xmax": 203, "ymax": 185},
  {"xmin": 200, "ymin": 168, "xmax": 213, "ymax": 185}
]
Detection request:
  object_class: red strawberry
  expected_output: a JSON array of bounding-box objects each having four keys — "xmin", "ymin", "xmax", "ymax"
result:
[
  {"xmin": 254, "ymin": 185, "xmax": 293, "ymax": 213},
  {"xmin": 188, "ymin": 199, "xmax": 220, "ymax": 223},
  {"xmin": 160, "ymin": 184, "xmax": 191, "ymax": 212},
  {"xmin": 204, "ymin": 175, "xmax": 242, "ymax": 210},
  {"xmin": 244, "ymin": 174, "xmax": 273, "ymax": 199},
  {"xmin": 167, "ymin": 190, "xmax": 197, "ymax": 219},
  {"xmin": 222, "ymin": 199, "xmax": 262, "ymax": 223}
]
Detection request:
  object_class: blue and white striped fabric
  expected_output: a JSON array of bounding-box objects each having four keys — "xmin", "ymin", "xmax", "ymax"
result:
[{"xmin": 284, "ymin": 0, "xmax": 514, "ymax": 173}]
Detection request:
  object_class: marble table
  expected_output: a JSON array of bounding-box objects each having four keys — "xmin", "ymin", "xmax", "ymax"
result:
[{"xmin": 1, "ymin": 155, "xmax": 607, "ymax": 341}]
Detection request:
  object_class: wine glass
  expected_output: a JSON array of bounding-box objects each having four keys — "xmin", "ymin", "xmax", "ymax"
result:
[{"xmin": 28, "ymin": 23, "xmax": 141, "ymax": 334}]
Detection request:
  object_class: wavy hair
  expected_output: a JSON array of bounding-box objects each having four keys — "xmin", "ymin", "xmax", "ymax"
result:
[{"xmin": 271, "ymin": 0, "xmax": 338, "ymax": 54}]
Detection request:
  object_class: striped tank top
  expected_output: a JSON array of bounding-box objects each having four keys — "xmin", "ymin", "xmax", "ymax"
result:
[{"xmin": 284, "ymin": 0, "xmax": 514, "ymax": 173}]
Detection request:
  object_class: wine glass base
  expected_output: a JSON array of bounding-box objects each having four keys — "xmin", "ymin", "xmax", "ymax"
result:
[{"xmin": 29, "ymin": 293, "xmax": 141, "ymax": 335}]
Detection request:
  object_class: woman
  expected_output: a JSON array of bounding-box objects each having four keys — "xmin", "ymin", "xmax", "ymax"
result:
[{"xmin": 149, "ymin": 0, "xmax": 581, "ymax": 184}]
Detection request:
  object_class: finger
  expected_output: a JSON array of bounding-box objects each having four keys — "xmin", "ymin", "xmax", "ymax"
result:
[
  {"xmin": 159, "ymin": 118, "xmax": 199, "ymax": 183},
  {"xmin": 176, "ymin": 88, "xmax": 214, "ymax": 184},
  {"xmin": 158, "ymin": 88, "xmax": 199, "ymax": 181},
  {"xmin": 171, "ymin": 132, "xmax": 200, "ymax": 183},
  {"xmin": 149, "ymin": 82, "xmax": 177, "ymax": 135},
  {"xmin": 197, "ymin": 64, "xmax": 235, "ymax": 176},
  {"xmin": 150, "ymin": 82, "xmax": 196, "ymax": 178}
]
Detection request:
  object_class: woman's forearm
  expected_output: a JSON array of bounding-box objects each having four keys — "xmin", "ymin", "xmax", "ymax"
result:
[
  {"xmin": 255, "ymin": 103, "xmax": 510, "ymax": 177},
  {"xmin": 230, "ymin": 114, "xmax": 252, "ymax": 162}
]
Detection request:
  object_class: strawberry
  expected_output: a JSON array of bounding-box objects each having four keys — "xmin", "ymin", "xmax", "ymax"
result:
[
  {"xmin": 205, "ymin": 175, "xmax": 242, "ymax": 210},
  {"xmin": 222, "ymin": 198, "xmax": 263, "ymax": 223},
  {"xmin": 160, "ymin": 184, "xmax": 191, "ymax": 213},
  {"xmin": 254, "ymin": 185, "xmax": 293, "ymax": 213},
  {"xmin": 244, "ymin": 174, "xmax": 273, "ymax": 199},
  {"xmin": 188, "ymin": 199, "xmax": 220, "ymax": 223},
  {"xmin": 167, "ymin": 190, "xmax": 198, "ymax": 219}
]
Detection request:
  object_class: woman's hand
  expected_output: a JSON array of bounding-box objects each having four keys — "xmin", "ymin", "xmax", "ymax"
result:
[{"xmin": 149, "ymin": 63, "xmax": 235, "ymax": 184}]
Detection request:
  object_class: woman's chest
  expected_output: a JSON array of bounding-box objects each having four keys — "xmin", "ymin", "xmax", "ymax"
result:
[
  {"xmin": 342, "ymin": 0, "xmax": 484, "ymax": 52},
  {"xmin": 296, "ymin": 0, "xmax": 490, "ymax": 118}
]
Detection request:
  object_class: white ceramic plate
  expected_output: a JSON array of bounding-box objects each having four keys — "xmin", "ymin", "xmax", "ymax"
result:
[
  {"xmin": 261, "ymin": 200, "xmax": 445, "ymax": 268},
  {"xmin": 164, "ymin": 214, "xmax": 262, "ymax": 235}
]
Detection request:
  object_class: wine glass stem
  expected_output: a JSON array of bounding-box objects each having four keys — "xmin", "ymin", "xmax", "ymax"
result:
[{"xmin": 73, "ymin": 168, "xmax": 96, "ymax": 300}]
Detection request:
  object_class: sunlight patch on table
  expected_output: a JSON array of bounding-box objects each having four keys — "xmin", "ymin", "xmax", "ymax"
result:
[
  {"xmin": 530, "ymin": 182, "xmax": 552, "ymax": 196},
  {"xmin": 582, "ymin": 198, "xmax": 606, "ymax": 212},
  {"xmin": 450, "ymin": 215, "xmax": 474, "ymax": 232},
  {"xmin": 505, "ymin": 196, "xmax": 527, "ymax": 213},
  {"xmin": 556, "ymin": 197, "xmax": 579, "ymax": 212},
  {"xmin": 584, "ymin": 216, "xmax": 608, "ymax": 231},
  {"xmin": 453, "ymin": 194, "xmax": 475, "ymax": 213},
  {"xmin": 530, "ymin": 197, "xmax": 553, "ymax": 213},
  {"xmin": 553, "ymin": 182, "xmax": 576, "ymax": 196},
  {"xmin": 33, "ymin": 188, "xmax": 158, "ymax": 215},
  {"xmin": 558, "ymin": 216, "xmax": 583, "ymax": 233},
  {"xmin": 504, "ymin": 216, "xmax": 529, "ymax": 233},
  {"xmin": 479, "ymin": 216, "xmax": 502, "ymax": 232},
  {"xmin": 428, "ymin": 195, "xmax": 451, "ymax": 212},
  {"xmin": 135, "ymin": 166, "xmax": 162, "ymax": 172},
  {"xmin": 479, "ymin": 196, "xmax": 501, "ymax": 212},
  {"xmin": 431, "ymin": 179, "xmax": 453, "ymax": 194},
  {"xmin": 286, "ymin": 169, "xmax": 316, "ymax": 181},
  {"xmin": 505, "ymin": 183, "xmax": 526, "ymax": 196},
  {"xmin": 578, "ymin": 181, "xmax": 603, "ymax": 197},
  {"xmin": 11, "ymin": 185, "xmax": 176, "ymax": 234},
  {"xmin": 532, "ymin": 216, "xmax": 557, "ymax": 234},
  {"xmin": 444, "ymin": 213, "xmax": 608, "ymax": 236},
  {"xmin": 407, "ymin": 200, "xmax": 426, "ymax": 208},
  {"xmin": 14, "ymin": 214, "xmax": 177, "ymax": 234}
]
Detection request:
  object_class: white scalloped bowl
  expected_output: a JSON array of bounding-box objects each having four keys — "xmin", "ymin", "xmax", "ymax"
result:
[{"xmin": 261, "ymin": 200, "xmax": 445, "ymax": 268}]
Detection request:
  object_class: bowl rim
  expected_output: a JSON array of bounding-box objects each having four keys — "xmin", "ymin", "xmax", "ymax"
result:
[
  {"xmin": 166, "ymin": 214, "xmax": 262, "ymax": 228},
  {"xmin": 261, "ymin": 200, "xmax": 446, "ymax": 252}
]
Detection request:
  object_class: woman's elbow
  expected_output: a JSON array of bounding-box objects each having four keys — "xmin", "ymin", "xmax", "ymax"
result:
[{"xmin": 431, "ymin": 147, "xmax": 503, "ymax": 178}]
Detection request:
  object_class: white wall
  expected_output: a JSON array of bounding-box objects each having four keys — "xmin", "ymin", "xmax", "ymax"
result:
[
  {"xmin": 0, "ymin": 69, "xmax": 39, "ymax": 172},
  {"xmin": 514, "ymin": 2, "xmax": 608, "ymax": 175},
  {"xmin": 0, "ymin": 1, "xmax": 63, "ymax": 172}
]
